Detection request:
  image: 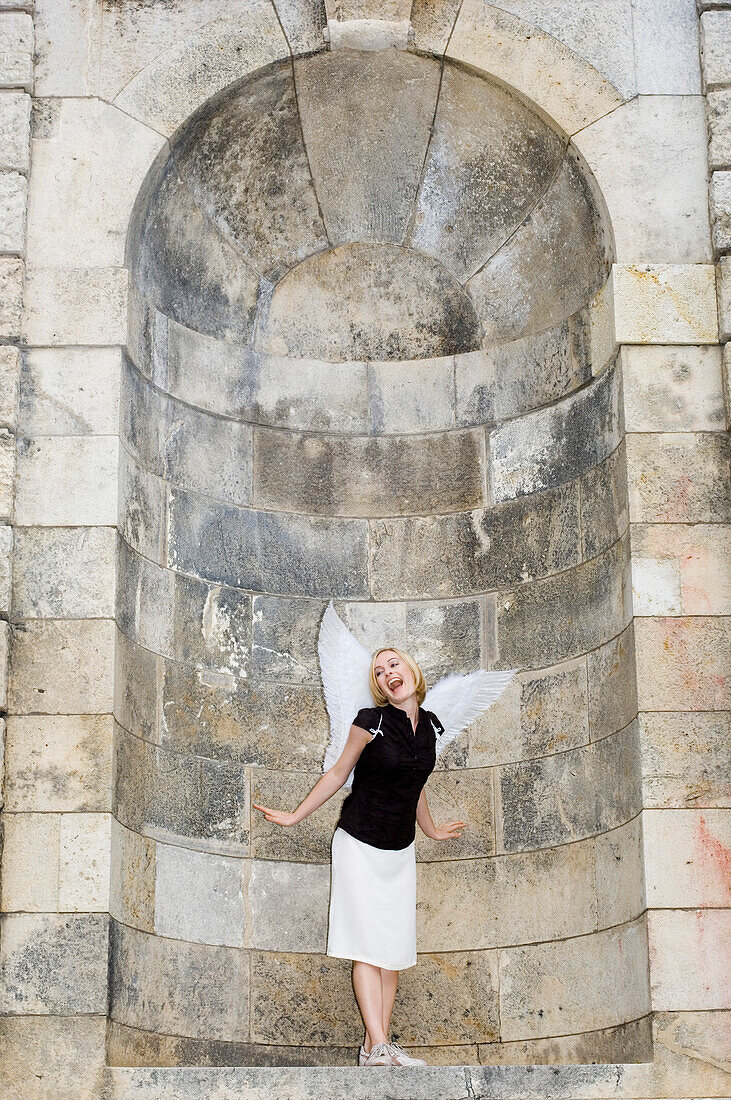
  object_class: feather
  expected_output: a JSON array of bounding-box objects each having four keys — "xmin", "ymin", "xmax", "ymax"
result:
[
  {"xmin": 317, "ymin": 602, "xmax": 373, "ymax": 788},
  {"xmin": 424, "ymin": 668, "xmax": 517, "ymax": 758}
]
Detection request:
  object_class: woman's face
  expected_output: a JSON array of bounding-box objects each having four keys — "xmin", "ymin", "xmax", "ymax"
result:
[{"xmin": 373, "ymin": 650, "xmax": 417, "ymax": 706}]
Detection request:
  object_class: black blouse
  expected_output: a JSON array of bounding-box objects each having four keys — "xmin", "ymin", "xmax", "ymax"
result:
[{"xmin": 335, "ymin": 701, "xmax": 444, "ymax": 850}]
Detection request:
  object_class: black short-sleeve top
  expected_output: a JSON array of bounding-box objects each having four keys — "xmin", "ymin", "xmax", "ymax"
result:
[{"xmin": 335, "ymin": 701, "xmax": 444, "ymax": 850}]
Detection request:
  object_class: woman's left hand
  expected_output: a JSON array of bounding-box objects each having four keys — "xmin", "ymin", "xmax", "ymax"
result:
[{"xmin": 432, "ymin": 820, "xmax": 465, "ymax": 840}]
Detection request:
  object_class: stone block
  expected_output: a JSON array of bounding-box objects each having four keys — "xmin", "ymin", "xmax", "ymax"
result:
[
  {"xmin": 168, "ymin": 488, "xmax": 370, "ymax": 599},
  {"xmin": 273, "ymin": 0, "xmax": 327, "ymax": 55},
  {"xmin": 612, "ymin": 263, "xmax": 719, "ymax": 344},
  {"xmin": 634, "ymin": 616, "xmax": 731, "ymax": 711},
  {"xmin": 19, "ymin": 347, "xmax": 121, "ymax": 435},
  {"xmin": 248, "ymin": 353, "xmax": 370, "ymax": 434},
  {"xmin": 114, "ymin": 630, "xmax": 159, "ymax": 743},
  {"xmin": 405, "ymin": 599, "xmax": 483, "ymax": 682},
  {"xmin": 417, "ymin": 767, "xmax": 494, "ymax": 861},
  {"xmin": 621, "ymin": 345, "xmax": 726, "ymax": 431},
  {"xmin": 0, "ymin": 912, "xmax": 109, "ymax": 1014},
  {"xmin": 477, "ymin": 1015, "xmax": 653, "ymax": 1067},
  {"xmin": 595, "ymin": 814, "xmax": 645, "ymax": 928},
  {"xmin": 700, "ymin": 10, "xmax": 731, "ymax": 90},
  {"xmin": 406, "ymin": 61, "xmax": 564, "ymax": 282},
  {"xmin": 58, "ymin": 812, "xmax": 111, "ymax": 912},
  {"xmin": 251, "ymin": 769, "xmax": 346, "ymax": 863},
  {"xmin": 587, "ymin": 623, "xmax": 637, "ymax": 741},
  {"xmin": 0, "ymin": 90, "xmax": 30, "ymax": 171},
  {"xmin": 371, "ymin": 481, "xmax": 580, "ymax": 601},
  {"xmin": 248, "ymin": 859, "xmax": 329, "ymax": 951},
  {"xmin": 0, "ymin": 425, "xmax": 14, "ymax": 520},
  {"xmin": 155, "ymin": 841, "xmax": 246, "ymax": 947},
  {"xmin": 296, "ymin": 50, "xmax": 438, "ymax": 247},
  {"xmin": 632, "ymin": 0, "xmax": 701, "ymax": 94},
  {"xmin": 10, "ymin": 617, "xmax": 114, "ymax": 715},
  {"xmin": 495, "ymin": 534, "xmax": 631, "ymax": 669},
  {"xmin": 251, "ymin": 594, "xmax": 324, "ymax": 684},
  {"xmin": 27, "ymin": 98, "xmax": 165, "ymax": 268},
  {"xmin": 109, "ymin": 920, "xmax": 249, "ymax": 1040},
  {"xmin": 253, "ymin": 425, "xmax": 484, "ymax": 516},
  {"xmin": 174, "ymin": 61, "xmax": 328, "ymax": 283},
  {"xmin": 719, "ymin": 255, "xmax": 731, "ymax": 342},
  {"xmin": 711, "ymin": 170, "xmax": 731, "ymax": 254},
  {"xmin": 0, "ymin": 811, "xmax": 59, "ymax": 911},
  {"xmin": 588, "ymin": 274, "xmax": 618, "ymax": 376},
  {"xmin": 328, "ymin": 17, "xmax": 410, "ymax": 50},
  {"xmin": 446, "ymin": 2, "xmax": 624, "ymax": 135},
  {"xmin": 573, "ymin": 96, "xmax": 711, "ymax": 263},
  {"xmin": 0, "ymin": 169, "xmax": 27, "ymax": 253},
  {"xmin": 4, "ymin": 714, "xmax": 113, "ymax": 812},
  {"xmin": 13, "ymin": 526, "xmax": 116, "ymax": 618},
  {"xmin": 0, "ymin": 1016, "xmax": 107, "ymax": 1100},
  {"xmin": 643, "ymin": 808, "xmax": 731, "ymax": 909},
  {"xmin": 392, "ymin": 950, "xmax": 500, "ymax": 1046},
  {"xmin": 0, "ymin": 13, "xmax": 33, "ymax": 90},
  {"xmin": 497, "ymin": 719, "xmax": 642, "ymax": 852},
  {"xmin": 169, "ymin": 567, "xmax": 251, "ymax": 679},
  {"xmin": 647, "ymin": 908, "xmax": 730, "ymax": 1010},
  {"xmin": 109, "ymin": 817, "xmax": 155, "ymax": 934},
  {"xmin": 625, "ymin": 431, "xmax": 731, "ymax": 523},
  {"xmin": 118, "ymin": 448, "xmax": 165, "ymax": 563},
  {"xmin": 0, "ymin": 257, "xmax": 23, "ymax": 338},
  {"xmin": 707, "ymin": 89, "xmax": 731, "ymax": 170},
  {"xmin": 417, "ymin": 836, "xmax": 596, "ymax": 952},
  {"xmin": 114, "ymin": 6, "xmax": 290, "ymax": 137},
  {"xmin": 250, "ymin": 950, "xmax": 362, "ymax": 1045},
  {"xmin": 23, "ymin": 266, "xmax": 128, "ymax": 346},
  {"xmin": 368, "ymin": 356, "xmax": 455, "ymax": 434},
  {"xmin": 0, "ymin": 522, "xmax": 11, "ymax": 611},
  {"xmin": 631, "ymin": 522, "xmax": 731, "ymax": 616},
  {"xmin": 579, "ymin": 439, "xmax": 629, "ymax": 560},
  {"xmin": 14, "ymin": 435, "xmax": 118, "ymax": 526},
  {"xmin": 466, "ymin": 151, "xmax": 609, "ymax": 344},
  {"xmin": 490, "ymin": 361, "xmax": 621, "ymax": 502},
  {"xmin": 652, "ymin": 1010, "xmax": 731, "ymax": 1099},
  {"xmin": 0, "ymin": 344, "xmax": 19, "ymax": 428},
  {"xmin": 499, "ymin": 917, "xmax": 650, "ymax": 1039},
  {"xmin": 639, "ymin": 711, "xmax": 731, "ymax": 809}
]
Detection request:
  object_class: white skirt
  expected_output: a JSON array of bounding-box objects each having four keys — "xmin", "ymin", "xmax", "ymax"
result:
[{"xmin": 326, "ymin": 826, "xmax": 417, "ymax": 971}]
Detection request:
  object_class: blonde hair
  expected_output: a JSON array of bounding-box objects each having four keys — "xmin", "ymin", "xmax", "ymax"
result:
[{"xmin": 369, "ymin": 646, "xmax": 426, "ymax": 706}]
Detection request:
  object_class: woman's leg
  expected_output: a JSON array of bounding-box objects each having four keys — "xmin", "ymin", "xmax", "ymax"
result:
[
  {"xmin": 352, "ymin": 961, "xmax": 388, "ymax": 1051},
  {"xmin": 381, "ymin": 967, "xmax": 399, "ymax": 1040}
]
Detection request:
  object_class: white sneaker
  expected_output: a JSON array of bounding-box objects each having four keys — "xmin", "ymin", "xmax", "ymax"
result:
[
  {"xmin": 387, "ymin": 1041, "xmax": 427, "ymax": 1066},
  {"xmin": 363, "ymin": 1041, "xmax": 393, "ymax": 1066},
  {"xmin": 358, "ymin": 1044, "xmax": 368, "ymax": 1066}
]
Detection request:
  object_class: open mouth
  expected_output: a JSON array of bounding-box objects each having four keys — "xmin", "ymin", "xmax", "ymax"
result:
[{"xmin": 387, "ymin": 677, "xmax": 403, "ymax": 690}]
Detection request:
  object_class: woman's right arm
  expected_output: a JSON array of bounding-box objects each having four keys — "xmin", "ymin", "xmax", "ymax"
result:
[{"xmin": 252, "ymin": 723, "xmax": 372, "ymax": 827}]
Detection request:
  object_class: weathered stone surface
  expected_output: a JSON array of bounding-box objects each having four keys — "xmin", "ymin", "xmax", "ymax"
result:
[
  {"xmin": 174, "ymin": 62, "xmax": 328, "ymax": 282},
  {"xmin": 114, "ymin": 6, "xmax": 290, "ymax": 137},
  {"xmin": 405, "ymin": 599, "xmax": 482, "ymax": 681},
  {"xmin": 0, "ymin": 811, "xmax": 59, "ymax": 911},
  {"xmin": 416, "ymin": 767, "xmax": 494, "ymax": 861},
  {"xmin": 643, "ymin": 807, "xmax": 731, "ymax": 909},
  {"xmin": 612, "ymin": 263, "xmax": 719, "ymax": 344},
  {"xmin": 0, "ymin": 1016, "xmax": 107, "ymax": 1100},
  {"xmin": 497, "ymin": 719, "xmax": 642, "ymax": 852},
  {"xmin": 707, "ymin": 89, "xmax": 731, "ymax": 170},
  {"xmin": 251, "ymin": 769, "xmax": 346, "ymax": 863},
  {"xmin": 720, "ymin": 255, "xmax": 731, "ymax": 343},
  {"xmin": 367, "ymin": 355, "xmax": 455, "ymax": 434},
  {"xmin": 248, "ymin": 859, "xmax": 329, "ymax": 951},
  {"xmin": 652, "ymin": 1009, "xmax": 731, "ymax": 1099},
  {"xmin": 114, "ymin": 631, "xmax": 159, "ymax": 743},
  {"xmin": 371, "ymin": 481, "xmax": 580, "ymax": 601},
  {"xmin": 167, "ymin": 488, "xmax": 370, "ymax": 598},
  {"xmin": 110, "ymin": 817, "xmax": 155, "ymax": 934},
  {"xmin": 251, "ymin": 594, "xmax": 324, "ymax": 683},
  {"xmin": 393, "ymin": 950, "xmax": 500, "ymax": 1045},
  {"xmin": 495, "ymin": 533, "xmax": 631, "ymax": 669},
  {"xmin": 639, "ymin": 710, "xmax": 731, "ymax": 809},
  {"xmin": 621, "ymin": 344, "xmax": 726, "ymax": 431},
  {"xmin": 258, "ymin": 242, "xmax": 482, "ymax": 361},
  {"xmin": 595, "ymin": 813, "xmax": 645, "ymax": 928},
  {"xmin": 155, "ymin": 842, "xmax": 247, "ymax": 947},
  {"xmin": 711, "ymin": 170, "xmax": 731, "ymax": 254},
  {"xmin": 579, "ymin": 439, "xmax": 629, "ymax": 559},
  {"xmin": 409, "ymin": 0, "xmax": 462, "ymax": 54},
  {"xmin": 0, "ymin": 912, "xmax": 109, "ymax": 1014},
  {"xmin": 19, "ymin": 347, "xmax": 122, "ymax": 435},
  {"xmin": 295, "ymin": 50, "xmax": 439, "ymax": 245},
  {"xmin": 109, "ymin": 920, "xmax": 249, "ymax": 1040},
  {"xmin": 13, "ymin": 526, "xmax": 116, "ymax": 618},
  {"xmin": 587, "ymin": 623, "xmax": 637, "ymax": 741},
  {"xmin": 499, "ymin": 917, "xmax": 650, "ymax": 1040},
  {"xmin": 0, "ymin": 257, "xmax": 23, "ymax": 339},
  {"xmin": 118, "ymin": 448, "xmax": 165, "ymax": 563},
  {"xmin": 631, "ymin": 522, "xmax": 731, "ymax": 616},
  {"xmin": 447, "ymin": 2, "xmax": 624, "ymax": 134},
  {"xmin": 0, "ymin": 169, "xmax": 27, "ymax": 253},
  {"xmin": 647, "ymin": 908, "xmax": 730, "ymax": 1010},
  {"xmin": 0, "ymin": 426, "xmax": 14, "ymax": 520},
  {"xmin": 0, "ymin": 90, "xmax": 30, "ymax": 172},
  {"xmin": 250, "ymin": 951, "xmax": 361, "ymax": 1045},
  {"xmin": 22, "ymin": 266, "xmax": 128, "ymax": 346},
  {"xmin": 573, "ymin": 95, "xmax": 711, "ymax": 264},
  {"xmin": 635, "ymin": 616, "xmax": 731, "ymax": 712},
  {"xmin": 253, "ymin": 425, "xmax": 484, "ymax": 516},
  {"xmin": 625, "ymin": 431, "xmax": 731, "ymax": 523},
  {"xmin": 417, "ymin": 837, "xmax": 595, "ymax": 951},
  {"xmin": 4, "ymin": 714, "xmax": 113, "ymax": 812},
  {"xmin": 58, "ymin": 812, "xmax": 111, "ymax": 912},
  {"xmin": 9, "ymin": 618, "xmax": 115, "ymax": 715},
  {"xmin": 14, "ymin": 436, "xmax": 118, "ymax": 526},
  {"xmin": 477, "ymin": 1014, "xmax": 652, "ymax": 1066},
  {"xmin": 467, "ymin": 151, "xmax": 610, "ymax": 344},
  {"xmin": 274, "ymin": 0, "xmax": 327, "ymax": 54},
  {"xmin": 0, "ymin": 344, "xmax": 19, "ymax": 428},
  {"xmin": 0, "ymin": 12, "xmax": 33, "ymax": 90},
  {"xmin": 407, "ymin": 63, "xmax": 565, "ymax": 281},
  {"xmin": 632, "ymin": 0, "xmax": 702, "ymax": 94},
  {"xmin": 491, "ymin": 360, "xmax": 621, "ymax": 501},
  {"xmin": 0, "ymin": 522, "xmax": 11, "ymax": 612},
  {"xmin": 700, "ymin": 9, "xmax": 731, "ymax": 90}
]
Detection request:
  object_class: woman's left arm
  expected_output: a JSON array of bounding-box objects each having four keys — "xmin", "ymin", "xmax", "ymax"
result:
[{"xmin": 416, "ymin": 788, "xmax": 465, "ymax": 841}]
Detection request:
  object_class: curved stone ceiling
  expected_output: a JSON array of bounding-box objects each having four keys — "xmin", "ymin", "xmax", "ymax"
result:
[{"xmin": 129, "ymin": 50, "xmax": 612, "ymax": 360}]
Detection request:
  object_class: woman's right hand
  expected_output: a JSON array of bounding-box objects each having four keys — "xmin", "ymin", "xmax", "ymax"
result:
[{"xmin": 252, "ymin": 802, "xmax": 299, "ymax": 827}]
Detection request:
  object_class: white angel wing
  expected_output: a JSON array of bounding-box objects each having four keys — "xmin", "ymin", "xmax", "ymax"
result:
[
  {"xmin": 317, "ymin": 602, "xmax": 374, "ymax": 789},
  {"xmin": 424, "ymin": 668, "xmax": 517, "ymax": 759}
]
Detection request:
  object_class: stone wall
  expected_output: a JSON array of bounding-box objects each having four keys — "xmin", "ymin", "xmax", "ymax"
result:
[{"xmin": 0, "ymin": 1, "xmax": 728, "ymax": 1097}]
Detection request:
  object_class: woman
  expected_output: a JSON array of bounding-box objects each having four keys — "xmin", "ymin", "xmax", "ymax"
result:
[{"xmin": 253, "ymin": 644, "xmax": 465, "ymax": 1067}]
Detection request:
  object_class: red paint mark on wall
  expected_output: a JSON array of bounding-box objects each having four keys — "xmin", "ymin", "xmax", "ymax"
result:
[{"xmin": 693, "ymin": 814, "xmax": 731, "ymax": 906}]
